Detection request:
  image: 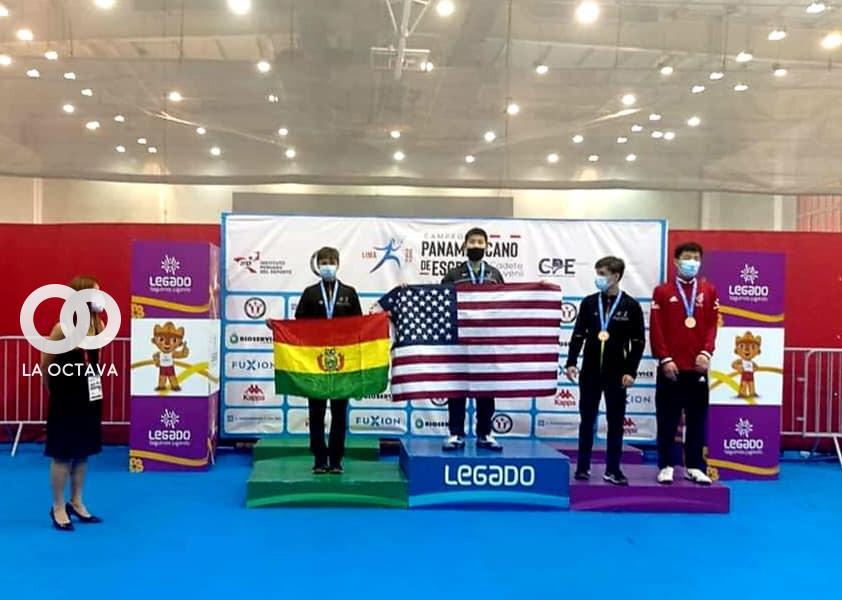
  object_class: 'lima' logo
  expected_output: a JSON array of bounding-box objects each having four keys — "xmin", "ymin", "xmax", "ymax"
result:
[
  {"xmin": 739, "ymin": 264, "xmax": 759, "ymax": 284},
  {"xmin": 161, "ymin": 409, "xmax": 180, "ymax": 429},
  {"xmin": 734, "ymin": 418, "xmax": 753, "ymax": 438}
]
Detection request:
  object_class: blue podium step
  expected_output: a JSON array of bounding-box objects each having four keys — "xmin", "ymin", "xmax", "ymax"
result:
[{"xmin": 399, "ymin": 438, "xmax": 570, "ymax": 510}]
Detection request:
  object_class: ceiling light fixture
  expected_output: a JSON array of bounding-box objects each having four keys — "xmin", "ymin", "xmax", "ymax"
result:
[
  {"xmin": 389, "ymin": 129, "xmax": 400, "ymax": 139},
  {"xmin": 649, "ymin": 113, "xmax": 662, "ymax": 121},
  {"xmin": 81, "ymin": 88, "xmax": 93, "ymax": 96},
  {"xmin": 691, "ymin": 84, "xmax": 706, "ymax": 94},
  {"xmin": 617, "ymin": 136, "xmax": 629, "ymax": 144},
  {"xmin": 268, "ymin": 94, "xmax": 279, "ymax": 103},
  {"xmin": 625, "ymin": 153, "xmax": 637, "ymax": 162},
  {"xmin": 137, "ymin": 137, "xmax": 147, "ymax": 145},
  {"xmin": 16, "ymin": 28, "xmax": 34, "ymax": 41},
  {"xmin": 115, "ymin": 145, "xmax": 126, "ymax": 153},
  {"xmin": 45, "ymin": 50, "xmax": 58, "ymax": 60},
  {"xmin": 687, "ymin": 116, "xmax": 701, "ymax": 127},
  {"xmin": 660, "ymin": 65, "xmax": 674, "ymax": 76},
  {"xmin": 588, "ymin": 154, "xmax": 599, "ymax": 162},
  {"xmin": 651, "ymin": 130, "xmax": 664, "ymax": 139},
  {"xmin": 807, "ymin": 2, "xmax": 827, "ymax": 15},
  {"xmin": 736, "ymin": 51, "xmax": 754, "ymax": 63},
  {"xmin": 279, "ymin": 127, "xmax": 290, "ymax": 137},
  {"xmin": 63, "ymin": 71, "xmax": 76, "ymax": 80},
  {"xmin": 196, "ymin": 127, "xmax": 207, "ymax": 135},
  {"xmin": 285, "ymin": 148, "xmax": 297, "ymax": 159},
  {"xmin": 631, "ymin": 124, "xmax": 643, "ymax": 133},
  {"xmin": 227, "ymin": 0, "xmax": 251, "ymax": 15},
  {"xmin": 822, "ymin": 32, "xmax": 842, "ymax": 49},
  {"xmin": 168, "ymin": 90, "xmax": 183, "ymax": 102},
  {"xmin": 0, "ymin": 54, "xmax": 11, "ymax": 66},
  {"xmin": 257, "ymin": 60, "xmax": 271, "ymax": 73},
  {"xmin": 26, "ymin": 68, "xmax": 40, "ymax": 78},
  {"xmin": 572, "ymin": 134, "xmax": 584, "ymax": 144},
  {"xmin": 709, "ymin": 71, "xmax": 724, "ymax": 81},
  {"xmin": 465, "ymin": 154, "xmax": 475, "ymax": 163},
  {"xmin": 436, "ymin": 0, "xmax": 455, "ymax": 17},
  {"xmin": 547, "ymin": 153, "xmax": 560, "ymax": 164},
  {"xmin": 148, "ymin": 146, "xmax": 158, "ymax": 154},
  {"xmin": 210, "ymin": 146, "xmax": 222, "ymax": 156},
  {"xmin": 114, "ymin": 114, "xmax": 126, "ymax": 123},
  {"xmin": 535, "ymin": 64, "xmax": 549, "ymax": 75},
  {"xmin": 0, "ymin": 5, "xmax": 8, "ymax": 18},
  {"xmin": 421, "ymin": 60, "xmax": 434, "ymax": 72},
  {"xmin": 85, "ymin": 120, "xmax": 100, "ymax": 131},
  {"xmin": 95, "ymin": 0, "xmax": 116, "ymax": 8},
  {"xmin": 484, "ymin": 131, "xmax": 496, "ymax": 143},
  {"xmin": 621, "ymin": 93, "xmax": 637, "ymax": 106},
  {"xmin": 664, "ymin": 131, "xmax": 676, "ymax": 141},
  {"xmin": 773, "ymin": 65, "xmax": 788, "ymax": 77},
  {"xmin": 62, "ymin": 104, "xmax": 75, "ymax": 114},
  {"xmin": 506, "ymin": 102, "xmax": 520, "ymax": 115},
  {"xmin": 393, "ymin": 150, "xmax": 405, "ymax": 161},
  {"xmin": 575, "ymin": 1, "xmax": 600, "ymax": 24},
  {"xmin": 734, "ymin": 83, "xmax": 749, "ymax": 92},
  {"xmin": 768, "ymin": 29, "xmax": 787, "ymax": 41}
]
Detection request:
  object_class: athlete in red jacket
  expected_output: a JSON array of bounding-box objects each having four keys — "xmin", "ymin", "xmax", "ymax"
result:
[{"xmin": 650, "ymin": 241, "xmax": 719, "ymax": 485}]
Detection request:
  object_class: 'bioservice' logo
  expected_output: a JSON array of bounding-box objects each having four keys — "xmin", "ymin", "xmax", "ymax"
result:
[
  {"xmin": 20, "ymin": 285, "xmax": 121, "ymax": 354},
  {"xmin": 444, "ymin": 464, "xmax": 535, "ymax": 487}
]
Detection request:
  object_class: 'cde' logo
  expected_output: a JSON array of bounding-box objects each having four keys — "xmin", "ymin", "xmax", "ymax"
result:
[{"xmin": 444, "ymin": 464, "xmax": 535, "ymax": 487}]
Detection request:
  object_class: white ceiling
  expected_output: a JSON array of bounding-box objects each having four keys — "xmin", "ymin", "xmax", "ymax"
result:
[{"xmin": 1, "ymin": 0, "xmax": 842, "ymax": 193}]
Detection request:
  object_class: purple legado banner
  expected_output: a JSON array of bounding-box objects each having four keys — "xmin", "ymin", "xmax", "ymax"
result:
[
  {"xmin": 706, "ymin": 405, "xmax": 780, "ymax": 480},
  {"xmin": 129, "ymin": 395, "xmax": 213, "ymax": 472},
  {"xmin": 131, "ymin": 241, "xmax": 217, "ymax": 318},
  {"xmin": 704, "ymin": 251, "xmax": 785, "ymax": 480}
]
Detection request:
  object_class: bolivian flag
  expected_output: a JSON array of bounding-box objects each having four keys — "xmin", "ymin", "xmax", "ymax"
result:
[{"xmin": 271, "ymin": 313, "xmax": 390, "ymax": 399}]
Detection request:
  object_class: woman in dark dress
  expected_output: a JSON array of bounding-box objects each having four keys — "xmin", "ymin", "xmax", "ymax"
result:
[{"xmin": 42, "ymin": 275, "xmax": 105, "ymax": 531}]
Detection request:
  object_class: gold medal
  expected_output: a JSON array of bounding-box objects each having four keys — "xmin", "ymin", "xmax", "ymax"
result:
[
  {"xmin": 685, "ymin": 317, "xmax": 697, "ymax": 329},
  {"xmin": 598, "ymin": 330, "xmax": 610, "ymax": 341}
]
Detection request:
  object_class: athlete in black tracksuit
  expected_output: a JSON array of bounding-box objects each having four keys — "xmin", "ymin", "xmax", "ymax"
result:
[{"xmin": 565, "ymin": 256, "xmax": 645, "ymax": 485}]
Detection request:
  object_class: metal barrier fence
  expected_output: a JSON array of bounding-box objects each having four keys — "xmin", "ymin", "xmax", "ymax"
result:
[
  {"xmin": 2, "ymin": 337, "xmax": 841, "ymax": 464},
  {"xmin": 1, "ymin": 336, "xmax": 131, "ymax": 456}
]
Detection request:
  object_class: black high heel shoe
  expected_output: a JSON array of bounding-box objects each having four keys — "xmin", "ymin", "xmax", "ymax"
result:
[
  {"xmin": 51, "ymin": 508, "xmax": 74, "ymax": 532},
  {"xmin": 66, "ymin": 503, "xmax": 103, "ymax": 524}
]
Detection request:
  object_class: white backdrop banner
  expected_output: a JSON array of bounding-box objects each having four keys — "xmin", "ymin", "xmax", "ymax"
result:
[{"xmin": 221, "ymin": 214, "xmax": 667, "ymax": 439}]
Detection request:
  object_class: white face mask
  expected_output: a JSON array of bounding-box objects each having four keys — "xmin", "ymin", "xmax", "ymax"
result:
[
  {"xmin": 89, "ymin": 291, "xmax": 106, "ymax": 313},
  {"xmin": 319, "ymin": 264, "xmax": 338, "ymax": 281}
]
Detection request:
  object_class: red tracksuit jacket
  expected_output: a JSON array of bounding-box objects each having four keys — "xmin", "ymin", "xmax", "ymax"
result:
[{"xmin": 650, "ymin": 277, "xmax": 719, "ymax": 371}]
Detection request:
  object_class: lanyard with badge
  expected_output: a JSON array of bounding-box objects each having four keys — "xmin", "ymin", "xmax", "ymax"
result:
[
  {"xmin": 83, "ymin": 350, "xmax": 103, "ymax": 402},
  {"xmin": 597, "ymin": 292, "xmax": 623, "ymax": 368},
  {"xmin": 320, "ymin": 280, "xmax": 339, "ymax": 320},
  {"xmin": 467, "ymin": 262, "xmax": 486, "ymax": 285},
  {"xmin": 676, "ymin": 277, "xmax": 698, "ymax": 328}
]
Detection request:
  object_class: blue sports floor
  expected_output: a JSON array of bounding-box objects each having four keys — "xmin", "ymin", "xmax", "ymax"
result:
[{"xmin": 1, "ymin": 446, "xmax": 839, "ymax": 599}]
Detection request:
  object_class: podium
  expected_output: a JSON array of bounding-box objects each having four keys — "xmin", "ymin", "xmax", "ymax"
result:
[{"xmin": 128, "ymin": 241, "xmax": 220, "ymax": 472}]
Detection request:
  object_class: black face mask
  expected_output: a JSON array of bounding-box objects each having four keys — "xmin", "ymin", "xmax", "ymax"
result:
[{"xmin": 466, "ymin": 247, "xmax": 485, "ymax": 262}]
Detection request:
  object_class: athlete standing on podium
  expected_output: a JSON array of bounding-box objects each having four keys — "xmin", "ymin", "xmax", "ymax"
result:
[
  {"xmin": 441, "ymin": 227, "xmax": 505, "ymax": 452},
  {"xmin": 650, "ymin": 242, "xmax": 719, "ymax": 486},
  {"xmin": 565, "ymin": 256, "xmax": 645, "ymax": 485}
]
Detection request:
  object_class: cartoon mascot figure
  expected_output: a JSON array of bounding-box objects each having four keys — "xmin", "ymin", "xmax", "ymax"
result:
[
  {"xmin": 151, "ymin": 322, "xmax": 190, "ymax": 392},
  {"xmin": 732, "ymin": 331, "xmax": 761, "ymax": 399}
]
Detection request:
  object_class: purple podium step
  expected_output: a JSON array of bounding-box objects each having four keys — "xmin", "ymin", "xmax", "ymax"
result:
[
  {"xmin": 546, "ymin": 442, "xmax": 644, "ymax": 465},
  {"xmin": 569, "ymin": 465, "xmax": 730, "ymax": 513}
]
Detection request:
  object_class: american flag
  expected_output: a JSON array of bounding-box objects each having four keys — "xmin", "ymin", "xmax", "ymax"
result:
[{"xmin": 378, "ymin": 282, "xmax": 562, "ymax": 401}]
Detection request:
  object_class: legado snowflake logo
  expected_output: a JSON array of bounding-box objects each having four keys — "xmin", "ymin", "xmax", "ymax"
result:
[
  {"xmin": 734, "ymin": 417, "xmax": 753, "ymax": 438},
  {"xmin": 161, "ymin": 255, "xmax": 181, "ymax": 275},
  {"xmin": 161, "ymin": 408, "xmax": 180, "ymax": 429},
  {"xmin": 739, "ymin": 264, "xmax": 759, "ymax": 284}
]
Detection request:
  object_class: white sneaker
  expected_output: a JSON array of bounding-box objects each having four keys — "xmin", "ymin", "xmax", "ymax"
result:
[
  {"xmin": 657, "ymin": 466, "xmax": 674, "ymax": 484},
  {"xmin": 685, "ymin": 468, "xmax": 712, "ymax": 486},
  {"xmin": 477, "ymin": 434, "xmax": 503, "ymax": 451},
  {"xmin": 442, "ymin": 435, "xmax": 465, "ymax": 451}
]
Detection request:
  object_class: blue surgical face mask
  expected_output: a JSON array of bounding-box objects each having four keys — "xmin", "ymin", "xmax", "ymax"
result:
[
  {"xmin": 678, "ymin": 259, "xmax": 701, "ymax": 279},
  {"xmin": 319, "ymin": 265, "xmax": 338, "ymax": 281},
  {"xmin": 594, "ymin": 275, "xmax": 611, "ymax": 292}
]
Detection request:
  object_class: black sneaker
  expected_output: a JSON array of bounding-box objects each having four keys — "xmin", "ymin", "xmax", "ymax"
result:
[
  {"xmin": 574, "ymin": 470, "xmax": 590, "ymax": 481},
  {"xmin": 312, "ymin": 465, "xmax": 328, "ymax": 475},
  {"xmin": 328, "ymin": 464, "xmax": 344, "ymax": 475},
  {"xmin": 602, "ymin": 470, "xmax": 629, "ymax": 486}
]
